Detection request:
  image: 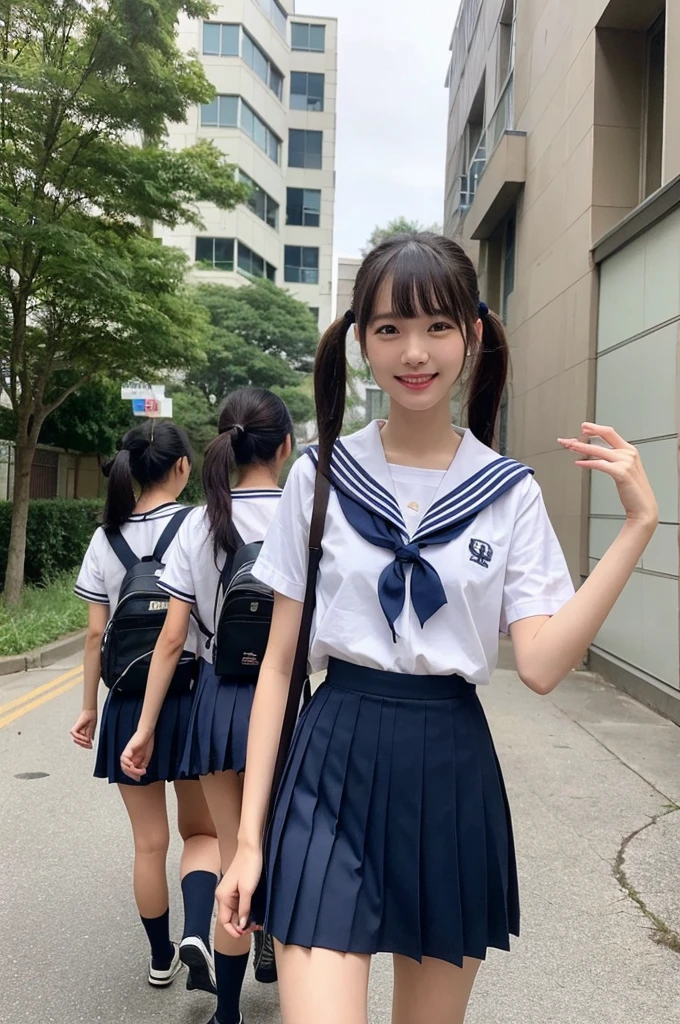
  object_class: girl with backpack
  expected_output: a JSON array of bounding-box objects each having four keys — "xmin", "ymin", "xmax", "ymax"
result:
[
  {"xmin": 120, "ymin": 387, "xmax": 293, "ymax": 1024},
  {"xmin": 69, "ymin": 421, "xmax": 221, "ymax": 993},
  {"xmin": 216, "ymin": 234, "xmax": 658, "ymax": 1024}
]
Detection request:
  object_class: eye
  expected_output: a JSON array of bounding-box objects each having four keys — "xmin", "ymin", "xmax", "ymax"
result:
[
  {"xmin": 375, "ymin": 324, "xmax": 399, "ymax": 335},
  {"xmin": 429, "ymin": 321, "xmax": 454, "ymax": 333}
]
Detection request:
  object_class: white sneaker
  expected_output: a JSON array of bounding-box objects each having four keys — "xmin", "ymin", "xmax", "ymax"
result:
[
  {"xmin": 148, "ymin": 942, "xmax": 182, "ymax": 987},
  {"xmin": 179, "ymin": 935, "xmax": 216, "ymax": 994}
]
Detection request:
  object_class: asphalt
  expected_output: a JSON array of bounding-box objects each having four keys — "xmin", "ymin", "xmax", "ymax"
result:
[{"xmin": 1, "ymin": 656, "xmax": 679, "ymax": 1023}]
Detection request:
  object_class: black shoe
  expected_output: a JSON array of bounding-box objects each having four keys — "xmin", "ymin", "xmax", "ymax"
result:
[
  {"xmin": 180, "ymin": 935, "xmax": 217, "ymax": 995},
  {"xmin": 206, "ymin": 1016, "xmax": 244, "ymax": 1024},
  {"xmin": 253, "ymin": 930, "xmax": 277, "ymax": 984}
]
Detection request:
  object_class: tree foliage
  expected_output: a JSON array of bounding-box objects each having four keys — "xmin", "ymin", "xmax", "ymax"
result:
[
  {"xmin": 0, "ymin": 0, "xmax": 250, "ymax": 602},
  {"xmin": 362, "ymin": 216, "xmax": 443, "ymax": 256}
]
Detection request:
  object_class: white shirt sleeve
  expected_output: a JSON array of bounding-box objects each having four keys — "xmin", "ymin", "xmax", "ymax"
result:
[
  {"xmin": 252, "ymin": 455, "xmax": 315, "ymax": 602},
  {"xmin": 158, "ymin": 516, "xmax": 197, "ymax": 604},
  {"xmin": 74, "ymin": 530, "xmax": 109, "ymax": 605},
  {"xmin": 500, "ymin": 477, "xmax": 575, "ymax": 632}
]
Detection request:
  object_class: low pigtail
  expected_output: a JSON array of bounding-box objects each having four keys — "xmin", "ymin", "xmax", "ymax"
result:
[
  {"xmin": 466, "ymin": 309, "xmax": 509, "ymax": 449},
  {"xmin": 313, "ymin": 314, "xmax": 351, "ymax": 464},
  {"xmin": 203, "ymin": 429, "xmax": 239, "ymax": 558},
  {"xmin": 101, "ymin": 451, "xmax": 136, "ymax": 530}
]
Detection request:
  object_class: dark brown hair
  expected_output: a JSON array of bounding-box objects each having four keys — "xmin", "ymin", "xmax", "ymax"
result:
[
  {"xmin": 313, "ymin": 233, "xmax": 508, "ymax": 459},
  {"xmin": 102, "ymin": 421, "xmax": 192, "ymax": 530},
  {"xmin": 203, "ymin": 387, "xmax": 293, "ymax": 556}
]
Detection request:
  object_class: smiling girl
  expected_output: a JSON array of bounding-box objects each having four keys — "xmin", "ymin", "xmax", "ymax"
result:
[{"xmin": 216, "ymin": 234, "xmax": 657, "ymax": 1024}]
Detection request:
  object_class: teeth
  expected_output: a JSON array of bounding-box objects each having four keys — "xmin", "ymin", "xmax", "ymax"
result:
[{"xmin": 400, "ymin": 376, "xmax": 433, "ymax": 383}]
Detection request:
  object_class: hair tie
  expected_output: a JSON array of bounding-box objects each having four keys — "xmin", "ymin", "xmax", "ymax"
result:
[
  {"xmin": 233, "ymin": 424, "xmax": 245, "ymax": 437},
  {"xmin": 344, "ymin": 309, "xmax": 355, "ymax": 326},
  {"xmin": 478, "ymin": 301, "xmax": 489, "ymax": 319}
]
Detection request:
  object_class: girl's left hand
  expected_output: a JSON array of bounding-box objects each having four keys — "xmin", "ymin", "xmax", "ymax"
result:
[
  {"xmin": 558, "ymin": 423, "xmax": 658, "ymax": 528},
  {"xmin": 70, "ymin": 710, "xmax": 97, "ymax": 749}
]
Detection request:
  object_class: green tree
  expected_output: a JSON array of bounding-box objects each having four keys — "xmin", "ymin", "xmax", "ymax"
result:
[
  {"xmin": 188, "ymin": 279, "xmax": 318, "ymax": 416},
  {"xmin": 0, "ymin": 0, "xmax": 249, "ymax": 602},
  {"xmin": 362, "ymin": 216, "xmax": 443, "ymax": 256},
  {"xmin": 37, "ymin": 376, "xmax": 136, "ymax": 455}
]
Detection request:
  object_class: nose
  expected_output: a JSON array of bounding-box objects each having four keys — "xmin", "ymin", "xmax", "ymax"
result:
[{"xmin": 401, "ymin": 331, "xmax": 430, "ymax": 367}]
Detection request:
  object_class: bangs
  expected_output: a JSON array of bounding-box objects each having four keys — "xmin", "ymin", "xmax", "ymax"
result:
[{"xmin": 356, "ymin": 239, "xmax": 470, "ymax": 331}]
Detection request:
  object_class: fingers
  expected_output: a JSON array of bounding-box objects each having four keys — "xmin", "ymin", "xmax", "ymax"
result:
[
  {"xmin": 581, "ymin": 423, "xmax": 635, "ymax": 451},
  {"xmin": 559, "ymin": 439, "xmax": 623, "ymax": 461}
]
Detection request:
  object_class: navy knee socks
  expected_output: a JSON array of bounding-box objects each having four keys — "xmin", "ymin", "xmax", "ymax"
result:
[
  {"xmin": 181, "ymin": 870, "xmax": 218, "ymax": 948},
  {"xmin": 140, "ymin": 909, "xmax": 175, "ymax": 970},
  {"xmin": 214, "ymin": 950, "xmax": 249, "ymax": 1024}
]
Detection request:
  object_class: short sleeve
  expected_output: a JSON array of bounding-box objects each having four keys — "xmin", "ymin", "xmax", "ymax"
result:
[
  {"xmin": 252, "ymin": 454, "xmax": 315, "ymax": 602},
  {"xmin": 158, "ymin": 514, "xmax": 198, "ymax": 604},
  {"xmin": 500, "ymin": 478, "xmax": 575, "ymax": 632},
  {"xmin": 74, "ymin": 530, "xmax": 109, "ymax": 605}
]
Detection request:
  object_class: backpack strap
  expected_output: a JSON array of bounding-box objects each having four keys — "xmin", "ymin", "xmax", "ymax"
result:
[
  {"xmin": 104, "ymin": 528, "xmax": 138, "ymax": 572},
  {"xmin": 152, "ymin": 506, "xmax": 193, "ymax": 562},
  {"xmin": 213, "ymin": 527, "xmax": 246, "ymax": 639}
]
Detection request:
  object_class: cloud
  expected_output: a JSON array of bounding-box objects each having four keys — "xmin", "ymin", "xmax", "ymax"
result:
[{"xmin": 295, "ymin": 0, "xmax": 461, "ymax": 256}]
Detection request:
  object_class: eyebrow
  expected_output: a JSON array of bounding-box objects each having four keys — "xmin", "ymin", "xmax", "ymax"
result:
[{"xmin": 369, "ymin": 309, "xmax": 451, "ymax": 325}]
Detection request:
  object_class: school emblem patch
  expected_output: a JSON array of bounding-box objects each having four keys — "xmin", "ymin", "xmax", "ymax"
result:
[{"xmin": 469, "ymin": 539, "xmax": 493, "ymax": 569}]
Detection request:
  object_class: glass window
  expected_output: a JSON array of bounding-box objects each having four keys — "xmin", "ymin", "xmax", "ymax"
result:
[
  {"xmin": 257, "ymin": 0, "xmax": 286, "ymax": 38},
  {"xmin": 240, "ymin": 102, "xmax": 254, "ymax": 139},
  {"xmin": 203, "ymin": 23, "xmax": 220, "ymax": 55},
  {"xmin": 218, "ymin": 95, "xmax": 238, "ymax": 127},
  {"xmin": 240, "ymin": 170, "xmax": 279, "ymax": 230},
  {"xmin": 290, "ymin": 72, "xmax": 325, "ymax": 112},
  {"xmin": 270, "ymin": 66, "xmax": 284, "ymax": 101},
  {"xmin": 221, "ymin": 24, "xmax": 240, "ymax": 56},
  {"xmin": 308, "ymin": 306, "xmax": 319, "ymax": 323},
  {"xmin": 285, "ymin": 246, "xmax": 319, "ymax": 284},
  {"xmin": 200, "ymin": 98, "xmax": 219, "ymax": 126},
  {"xmin": 241, "ymin": 33, "xmax": 254, "ymax": 67},
  {"xmin": 266, "ymin": 263, "xmax": 276, "ymax": 282},
  {"xmin": 288, "ymin": 129, "xmax": 323, "ymax": 169},
  {"xmin": 237, "ymin": 241, "xmax": 275, "ymax": 279},
  {"xmin": 268, "ymin": 132, "xmax": 280, "ymax": 163},
  {"xmin": 287, "ymin": 187, "xmax": 321, "ymax": 227},
  {"xmin": 291, "ymin": 22, "xmax": 326, "ymax": 52},
  {"xmin": 195, "ymin": 238, "xmax": 234, "ymax": 271}
]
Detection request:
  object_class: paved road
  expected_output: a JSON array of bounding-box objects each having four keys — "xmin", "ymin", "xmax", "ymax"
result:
[{"xmin": 2, "ymin": 653, "xmax": 680, "ymax": 1024}]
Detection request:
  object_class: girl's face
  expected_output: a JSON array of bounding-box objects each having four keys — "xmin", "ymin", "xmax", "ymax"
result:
[{"xmin": 361, "ymin": 278, "xmax": 477, "ymax": 413}]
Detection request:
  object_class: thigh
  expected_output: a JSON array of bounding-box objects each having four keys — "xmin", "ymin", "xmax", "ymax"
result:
[
  {"xmin": 173, "ymin": 779, "xmax": 217, "ymax": 841},
  {"xmin": 199, "ymin": 771, "xmax": 243, "ymax": 868},
  {"xmin": 117, "ymin": 781, "xmax": 170, "ymax": 853},
  {"xmin": 392, "ymin": 954, "xmax": 481, "ymax": 1024},
  {"xmin": 275, "ymin": 941, "xmax": 371, "ymax": 1024}
]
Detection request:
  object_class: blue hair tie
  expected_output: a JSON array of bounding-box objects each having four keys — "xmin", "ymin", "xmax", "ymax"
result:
[{"xmin": 478, "ymin": 301, "xmax": 489, "ymax": 319}]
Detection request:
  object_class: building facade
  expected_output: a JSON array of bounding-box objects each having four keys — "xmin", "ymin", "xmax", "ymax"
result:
[
  {"xmin": 157, "ymin": 1, "xmax": 337, "ymax": 329},
  {"xmin": 445, "ymin": 0, "xmax": 680, "ymax": 719}
]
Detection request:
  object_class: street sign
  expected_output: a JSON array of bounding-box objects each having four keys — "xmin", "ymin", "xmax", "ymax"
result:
[
  {"xmin": 121, "ymin": 382, "xmax": 165, "ymax": 400},
  {"xmin": 132, "ymin": 397, "xmax": 173, "ymax": 418}
]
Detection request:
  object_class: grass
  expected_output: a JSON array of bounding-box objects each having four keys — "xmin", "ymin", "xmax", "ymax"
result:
[{"xmin": 0, "ymin": 573, "xmax": 88, "ymax": 657}]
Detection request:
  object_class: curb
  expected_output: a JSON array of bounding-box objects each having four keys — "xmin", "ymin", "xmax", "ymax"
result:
[{"xmin": 0, "ymin": 629, "xmax": 86, "ymax": 677}]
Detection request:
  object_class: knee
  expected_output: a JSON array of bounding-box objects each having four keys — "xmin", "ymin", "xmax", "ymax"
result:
[
  {"xmin": 178, "ymin": 819, "xmax": 218, "ymax": 842},
  {"xmin": 133, "ymin": 827, "xmax": 170, "ymax": 859}
]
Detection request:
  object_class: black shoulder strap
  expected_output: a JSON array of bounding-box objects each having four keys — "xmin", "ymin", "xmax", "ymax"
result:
[
  {"xmin": 213, "ymin": 526, "xmax": 246, "ymax": 636},
  {"xmin": 268, "ymin": 456, "xmax": 331, "ymax": 812},
  {"xmin": 152, "ymin": 506, "xmax": 193, "ymax": 562},
  {"xmin": 104, "ymin": 528, "xmax": 138, "ymax": 572}
]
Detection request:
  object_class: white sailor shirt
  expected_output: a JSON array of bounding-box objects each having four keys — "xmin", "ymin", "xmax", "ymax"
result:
[
  {"xmin": 158, "ymin": 490, "xmax": 282, "ymax": 664},
  {"xmin": 253, "ymin": 421, "xmax": 575, "ymax": 685}
]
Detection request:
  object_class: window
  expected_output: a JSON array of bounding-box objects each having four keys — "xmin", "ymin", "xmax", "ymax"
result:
[
  {"xmin": 291, "ymin": 22, "xmax": 326, "ymax": 52},
  {"xmin": 256, "ymin": 0, "xmax": 287, "ymax": 37},
  {"xmin": 285, "ymin": 246, "xmax": 319, "ymax": 284},
  {"xmin": 238, "ymin": 241, "xmax": 276, "ymax": 281},
  {"xmin": 202, "ymin": 24, "xmax": 283, "ymax": 100},
  {"xmin": 195, "ymin": 237, "xmax": 235, "ymax": 271},
  {"xmin": 496, "ymin": 0, "xmax": 516, "ymax": 96},
  {"xmin": 501, "ymin": 211, "xmax": 516, "ymax": 325},
  {"xmin": 308, "ymin": 306, "xmax": 319, "ymax": 323},
  {"xmin": 286, "ymin": 188, "xmax": 321, "ymax": 227},
  {"xmin": 202, "ymin": 22, "xmax": 240, "ymax": 56},
  {"xmin": 290, "ymin": 72, "xmax": 325, "ymax": 112},
  {"xmin": 288, "ymin": 129, "xmax": 323, "ymax": 169},
  {"xmin": 240, "ymin": 171, "xmax": 279, "ymax": 229},
  {"xmin": 201, "ymin": 96, "xmax": 281, "ymax": 163},
  {"xmin": 643, "ymin": 14, "xmax": 665, "ymax": 199}
]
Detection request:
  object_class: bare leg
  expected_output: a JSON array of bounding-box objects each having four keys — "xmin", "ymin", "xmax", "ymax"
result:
[
  {"xmin": 118, "ymin": 782, "xmax": 170, "ymax": 918},
  {"xmin": 392, "ymin": 954, "xmax": 481, "ymax": 1024},
  {"xmin": 174, "ymin": 779, "xmax": 220, "ymax": 879},
  {"xmin": 275, "ymin": 942, "xmax": 371, "ymax": 1024},
  {"xmin": 199, "ymin": 770, "xmax": 250, "ymax": 958}
]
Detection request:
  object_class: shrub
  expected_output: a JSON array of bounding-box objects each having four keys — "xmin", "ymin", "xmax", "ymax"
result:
[{"xmin": 0, "ymin": 500, "xmax": 102, "ymax": 588}]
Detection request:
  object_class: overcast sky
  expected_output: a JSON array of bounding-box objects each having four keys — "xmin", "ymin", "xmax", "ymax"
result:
[{"xmin": 296, "ymin": 0, "xmax": 462, "ymax": 257}]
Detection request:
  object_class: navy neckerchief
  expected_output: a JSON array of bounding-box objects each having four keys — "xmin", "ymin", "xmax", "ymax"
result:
[{"xmin": 306, "ymin": 438, "xmax": 533, "ymax": 641}]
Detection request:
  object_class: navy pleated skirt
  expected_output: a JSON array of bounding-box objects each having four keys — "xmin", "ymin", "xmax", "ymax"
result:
[
  {"xmin": 178, "ymin": 659, "xmax": 255, "ymax": 778},
  {"xmin": 263, "ymin": 658, "xmax": 520, "ymax": 967},
  {"xmin": 94, "ymin": 683, "xmax": 195, "ymax": 785}
]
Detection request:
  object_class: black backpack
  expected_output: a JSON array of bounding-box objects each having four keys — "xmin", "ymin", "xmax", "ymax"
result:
[
  {"xmin": 212, "ymin": 535, "xmax": 274, "ymax": 678},
  {"xmin": 101, "ymin": 507, "xmax": 195, "ymax": 694}
]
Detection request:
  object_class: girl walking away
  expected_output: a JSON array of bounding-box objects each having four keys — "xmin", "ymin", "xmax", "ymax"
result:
[
  {"xmin": 217, "ymin": 234, "xmax": 658, "ymax": 1024},
  {"xmin": 121, "ymin": 388, "xmax": 293, "ymax": 1024},
  {"xmin": 69, "ymin": 421, "xmax": 221, "ymax": 993}
]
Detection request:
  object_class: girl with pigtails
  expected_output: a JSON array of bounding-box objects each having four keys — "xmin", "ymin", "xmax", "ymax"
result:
[{"xmin": 216, "ymin": 234, "xmax": 657, "ymax": 1024}]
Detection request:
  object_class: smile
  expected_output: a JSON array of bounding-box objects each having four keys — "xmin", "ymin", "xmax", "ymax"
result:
[{"xmin": 395, "ymin": 374, "xmax": 438, "ymax": 391}]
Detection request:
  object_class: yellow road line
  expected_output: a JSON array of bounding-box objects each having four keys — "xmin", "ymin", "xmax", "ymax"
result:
[
  {"xmin": 0, "ymin": 673, "xmax": 83, "ymax": 730},
  {"xmin": 0, "ymin": 664, "xmax": 83, "ymax": 718}
]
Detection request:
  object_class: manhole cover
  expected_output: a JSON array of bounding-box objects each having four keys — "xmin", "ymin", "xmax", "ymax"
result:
[{"xmin": 14, "ymin": 772, "xmax": 49, "ymax": 780}]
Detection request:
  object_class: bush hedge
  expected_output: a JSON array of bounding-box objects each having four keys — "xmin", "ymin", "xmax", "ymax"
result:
[{"xmin": 0, "ymin": 500, "xmax": 102, "ymax": 588}]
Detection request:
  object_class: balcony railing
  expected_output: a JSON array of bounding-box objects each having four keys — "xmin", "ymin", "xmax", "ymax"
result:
[{"xmin": 459, "ymin": 72, "xmax": 515, "ymax": 211}]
